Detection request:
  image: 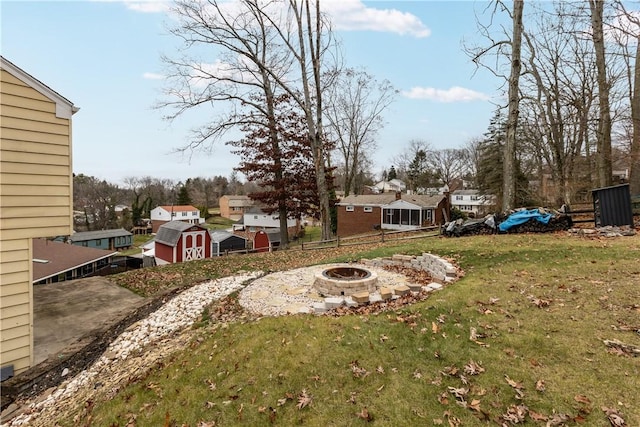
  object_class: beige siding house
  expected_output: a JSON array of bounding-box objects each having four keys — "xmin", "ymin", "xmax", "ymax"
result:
[{"xmin": 1, "ymin": 56, "xmax": 78, "ymax": 377}]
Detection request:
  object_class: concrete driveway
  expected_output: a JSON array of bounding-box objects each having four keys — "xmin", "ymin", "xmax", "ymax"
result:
[{"xmin": 33, "ymin": 277, "xmax": 145, "ymax": 365}]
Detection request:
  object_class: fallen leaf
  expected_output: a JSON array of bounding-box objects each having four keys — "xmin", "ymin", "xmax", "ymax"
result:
[
  {"xmin": 356, "ymin": 407, "xmax": 373, "ymax": 422},
  {"xmin": 602, "ymin": 406, "xmax": 626, "ymax": 426},
  {"xmin": 296, "ymin": 389, "xmax": 312, "ymax": 410},
  {"xmin": 528, "ymin": 409, "xmax": 547, "ymax": 421},
  {"xmin": 432, "ymin": 322, "xmax": 440, "ymax": 333},
  {"xmin": 501, "ymin": 404, "xmax": 528, "ymax": 423},
  {"xmin": 438, "ymin": 392, "xmax": 449, "ymax": 405},
  {"xmin": 448, "ymin": 386, "xmax": 469, "ymax": 401},
  {"xmin": 574, "ymin": 394, "xmax": 591, "ymax": 405},
  {"xmin": 464, "ymin": 360, "xmax": 485, "ymax": 376},
  {"xmin": 535, "ymin": 379, "xmax": 546, "ymax": 392}
]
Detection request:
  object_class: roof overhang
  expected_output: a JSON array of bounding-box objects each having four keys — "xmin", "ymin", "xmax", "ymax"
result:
[{"xmin": 1, "ymin": 56, "xmax": 79, "ymax": 119}]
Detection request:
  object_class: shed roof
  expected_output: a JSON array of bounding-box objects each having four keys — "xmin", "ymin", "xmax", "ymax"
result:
[
  {"xmin": 255, "ymin": 228, "xmax": 282, "ymax": 243},
  {"xmin": 210, "ymin": 231, "xmax": 247, "ymax": 243},
  {"xmin": 70, "ymin": 228, "xmax": 132, "ymax": 242},
  {"xmin": 155, "ymin": 221, "xmax": 207, "ymax": 247},
  {"xmin": 32, "ymin": 238, "xmax": 116, "ymax": 282}
]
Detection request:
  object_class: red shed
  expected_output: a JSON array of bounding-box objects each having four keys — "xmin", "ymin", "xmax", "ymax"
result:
[
  {"xmin": 253, "ymin": 229, "xmax": 282, "ymax": 253},
  {"xmin": 155, "ymin": 221, "xmax": 212, "ymax": 264}
]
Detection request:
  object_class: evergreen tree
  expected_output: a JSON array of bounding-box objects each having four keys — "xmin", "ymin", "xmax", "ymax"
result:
[
  {"xmin": 388, "ymin": 165, "xmax": 397, "ymax": 180},
  {"xmin": 477, "ymin": 110, "xmax": 533, "ymax": 210},
  {"xmin": 176, "ymin": 185, "xmax": 192, "ymax": 205}
]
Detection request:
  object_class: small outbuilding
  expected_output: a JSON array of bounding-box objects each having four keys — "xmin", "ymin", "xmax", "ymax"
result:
[
  {"xmin": 211, "ymin": 231, "xmax": 247, "ymax": 256},
  {"xmin": 68, "ymin": 228, "xmax": 133, "ymax": 251},
  {"xmin": 155, "ymin": 221, "xmax": 212, "ymax": 264},
  {"xmin": 253, "ymin": 229, "xmax": 282, "ymax": 252}
]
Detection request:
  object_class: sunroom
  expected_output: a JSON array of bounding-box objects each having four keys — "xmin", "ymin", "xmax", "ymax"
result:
[{"xmin": 381, "ymin": 199, "xmax": 435, "ymax": 230}]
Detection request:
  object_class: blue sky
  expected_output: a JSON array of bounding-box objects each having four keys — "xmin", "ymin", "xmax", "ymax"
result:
[{"xmin": 1, "ymin": 0, "xmax": 504, "ymax": 185}]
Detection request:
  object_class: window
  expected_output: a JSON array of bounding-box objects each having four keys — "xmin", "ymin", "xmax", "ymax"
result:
[
  {"xmin": 346, "ymin": 205, "xmax": 354, "ymax": 212},
  {"xmin": 95, "ymin": 239, "xmax": 101, "ymax": 245},
  {"xmin": 455, "ymin": 195, "xmax": 463, "ymax": 200},
  {"xmin": 470, "ymin": 195, "xmax": 479, "ymax": 201},
  {"xmin": 171, "ymin": 212, "xmax": 176, "ymax": 217},
  {"xmin": 182, "ymin": 211, "xmax": 187, "ymax": 217},
  {"xmin": 363, "ymin": 206, "xmax": 373, "ymax": 213},
  {"xmin": 192, "ymin": 211, "xmax": 198, "ymax": 216}
]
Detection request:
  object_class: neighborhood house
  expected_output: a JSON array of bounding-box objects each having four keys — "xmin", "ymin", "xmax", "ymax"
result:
[
  {"xmin": 150, "ymin": 205, "xmax": 204, "ymax": 233},
  {"xmin": 336, "ymin": 192, "xmax": 450, "ymax": 237},
  {"xmin": 32, "ymin": 239, "xmax": 116, "ymax": 285},
  {"xmin": 219, "ymin": 195, "xmax": 254, "ymax": 221},
  {"xmin": 450, "ymin": 189, "xmax": 495, "ymax": 217},
  {"xmin": 67, "ymin": 228, "xmax": 133, "ymax": 251}
]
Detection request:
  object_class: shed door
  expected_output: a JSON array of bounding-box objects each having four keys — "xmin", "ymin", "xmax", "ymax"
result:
[{"xmin": 183, "ymin": 231, "xmax": 205, "ymax": 261}]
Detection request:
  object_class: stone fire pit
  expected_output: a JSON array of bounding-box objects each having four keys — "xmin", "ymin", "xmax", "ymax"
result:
[{"xmin": 313, "ymin": 265, "xmax": 378, "ymax": 296}]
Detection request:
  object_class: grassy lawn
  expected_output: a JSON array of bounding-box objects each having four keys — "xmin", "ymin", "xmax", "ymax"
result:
[
  {"xmin": 75, "ymin": 233, "xmax": 639, "ymax": 425},
  {"xmin": 116, "ymin": 234, "xmax": 154, "ymax": 256},
  {"xmin": 205, "ymin": 215, "xmax": 236, "ymax": 230}
]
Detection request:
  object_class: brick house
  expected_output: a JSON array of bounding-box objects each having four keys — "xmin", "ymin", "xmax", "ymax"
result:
[{"xmin": 336, "ymin": 192, "xmax": 450, "ymax": 237}]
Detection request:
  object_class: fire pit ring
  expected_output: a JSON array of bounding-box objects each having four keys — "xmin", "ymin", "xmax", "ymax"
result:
[{"xmin": 313, "ymin": 265, "xmax": 378, "ymax": 296}]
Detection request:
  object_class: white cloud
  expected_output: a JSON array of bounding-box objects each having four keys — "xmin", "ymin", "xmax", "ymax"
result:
[
  {"xmin": 90, "ymin": 0, "xmax": 169, "ymax": 13},
  {"xmin": 143, "ymin": 72, "xmax": 164, "ymax": 80},
  {"xmin": 324, "ymin": 0, "xmax": 430, "ymax": 38},
  {"xmin": 402, "ymin": 86, "xmax": 490, "ymax": 102},
  {"xmin": 123, "ymin": 1, "xmax": 169, "ymax": 13}
]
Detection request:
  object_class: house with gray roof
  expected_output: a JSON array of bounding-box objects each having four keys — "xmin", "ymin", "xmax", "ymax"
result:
[
  {"xmin": 69, "ymin": 228, "xmax": 133, "ymax": 251},
  {"xmin": 336, "ymin": 192, "xmax": 450, "ymax": 237}
]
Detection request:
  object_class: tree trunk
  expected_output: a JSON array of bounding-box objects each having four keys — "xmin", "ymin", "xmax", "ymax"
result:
[
  {"xmin": 589, "ymin": 0, "xmax": 613, "ymax": 188},
  {"xmin": 503, "ymin": 0, "xmax": 524, "ymax": 212},
  {"xmin": 630, "ymin": 35, "xmax": 640, "ymax": 196},
  {"xmin": 293, "ymin": 0, "xmax": 333, "ymax": 240}
]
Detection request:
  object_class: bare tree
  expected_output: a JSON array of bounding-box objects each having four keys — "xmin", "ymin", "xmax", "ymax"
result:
[
  {"xmin": 610, "ymin": 1, "xmax": 640, "ymax": 196},
  {"xmin": 160, "ymin": 0, "xmax": 339, "ymax": 243},
  {"xmin": 589, "ymin": 0, "xmax": 614, "ymax": 187},
  {"xmin": 503, "ymin": 0, "xmax": 524, "ymax": 211},
  {"xmin": 324, "ymin": 67, "xmax": 397, "ymax": 196},
  {"xmin": 262, "ymin": 0, "xmax": 338, "ymax": 239},
  {"xmin": 518, "ymin": 2, "xmax": 598, "ymax": 207},
  {"xmin": 428, "ymin": 149, "xmax": 468, "ymax": 188},
  {"xmin": 465, "ymin": 0, "xmax": 524, "ymax": 211},
  {"xmin": 462, "ymin": 137, "xmax": 483, "ymax": 186},
  {"xmin": 391, "ymin": 139, "xmax": 432, "ymax": 183}
]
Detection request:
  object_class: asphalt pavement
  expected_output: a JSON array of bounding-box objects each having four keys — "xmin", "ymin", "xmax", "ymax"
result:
[{"xmin": 33, "ymin": 277, "xmax": 145, "ymax": 365}]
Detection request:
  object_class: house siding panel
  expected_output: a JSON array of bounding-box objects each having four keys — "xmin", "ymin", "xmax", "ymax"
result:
[
  {"xmin": 1, "ymin": 62, "xmax": 74, "ymax": 375},
  {"xmin": 1, "ymin": 345, "xmax": 31, "ymax": 374}
]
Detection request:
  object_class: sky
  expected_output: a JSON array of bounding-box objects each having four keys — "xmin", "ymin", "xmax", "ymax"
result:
[{"xmin": 1, "ymin": 0, "xmax": 506, "ymax": 186}]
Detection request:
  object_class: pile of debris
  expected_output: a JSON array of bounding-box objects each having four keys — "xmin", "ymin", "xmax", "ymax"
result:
[
  {"xmin": 443, "ymin": 215, "xmax": 499, "ymax": 237},
  {"xmin": 443, "ymin": 208, "xmax": 573, "ymax": 237}
]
